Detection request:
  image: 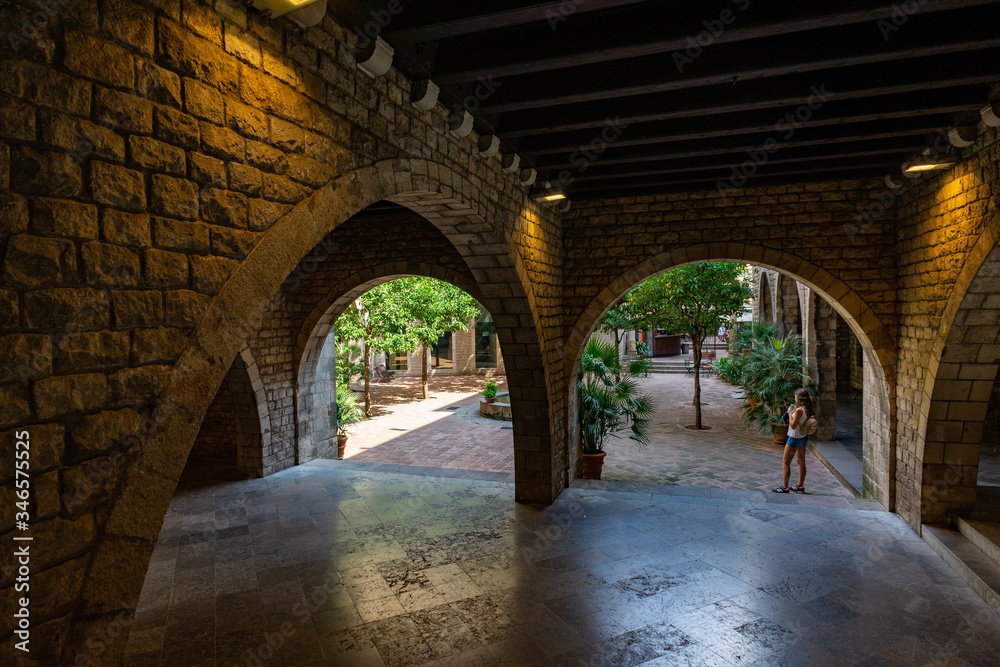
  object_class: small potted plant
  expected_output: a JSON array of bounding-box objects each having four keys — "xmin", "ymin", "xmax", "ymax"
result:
[
  {"xmin": 334, "ymin": 385, "xmax": 364, "ymax": 459},
  {"xmin": 482, "ymin": 380, "xmax": 498, "ymax": 404}
]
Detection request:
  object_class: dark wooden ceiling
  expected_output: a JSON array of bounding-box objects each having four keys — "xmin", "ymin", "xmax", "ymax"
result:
[{"xmin": 327, "ymin": 0, "xmax": 1000, "ymax": 199}]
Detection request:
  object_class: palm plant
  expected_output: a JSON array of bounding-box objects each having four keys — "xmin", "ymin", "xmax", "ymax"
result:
[
  {"xmin": 727, "ymin": 321, "xmax": 779, "ymax": 385},
  {"xmin": 334, "ymin": 385, "xmax": 365, "ymax": 438},
  {"xmin": 740, "ymin": 332, "xmax": 815, "ymax": 434},
  {"xmin": 335, "ymin": 341, "xmax": 365, "ymax": 391},
  {"xmin": 579, "ymin": 337, "xmax": 654, "ymax": 454}
]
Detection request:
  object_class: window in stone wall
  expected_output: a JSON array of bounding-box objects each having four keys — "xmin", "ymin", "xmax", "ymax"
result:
[
  {"xmin": 432, "ymin": 333, "xmax": 453, "ymax": 369},
  {"xmin": 476, "ymin": 313, "xmax": 497, "ymax": 368},
  {"xmin": 387, "ymin": 352, "xmax": 408, "ymax": 371}
]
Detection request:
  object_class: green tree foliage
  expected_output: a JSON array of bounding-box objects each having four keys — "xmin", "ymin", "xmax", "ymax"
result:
[
  {"xmin": 625, "ymin": 263, "xmax": 752, "ymax": 429},
  {"xmin": 334, "ymin": 341, "xmax": 364, "ymax": 391},
  {"xmin": 334, "ymin": 277, "xmax": 482, "ymax": 412},
  {"xmin": 398, "ymin": 277, "xmax": 482, "ymax": 399},
  {"xmin": 335, "ymin": 280, "xmax": 419, "ymax": 415},
  {"xmin": 596, "ymin": 298, "xmax": 644, "ymax": 357}
]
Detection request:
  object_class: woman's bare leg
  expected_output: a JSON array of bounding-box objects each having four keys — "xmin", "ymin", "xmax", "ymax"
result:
[
  {"xmin": 781, "ymin": 445, "xmax": 795, "ymax": 488},
  {"xmin": 795, "ymin": 448, "xmax": 806, "ymax": 487}
]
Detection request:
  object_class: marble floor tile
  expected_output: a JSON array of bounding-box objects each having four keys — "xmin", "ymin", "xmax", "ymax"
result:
[{"xmin": 128, "ymin": 464, "xmax": 1000, "ymax": 666}]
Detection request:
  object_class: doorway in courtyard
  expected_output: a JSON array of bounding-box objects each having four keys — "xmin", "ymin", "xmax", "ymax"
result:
[{"xmin": 569, "ymin": 260, "xmax": 892, "ymax": 504}]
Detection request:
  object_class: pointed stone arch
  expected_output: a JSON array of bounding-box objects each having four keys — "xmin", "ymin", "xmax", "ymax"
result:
[
  {"xmin": 69, "ymin": 158, "xmax": 559, "ymax": 660},
  {"xmin": 565, "ymin": 244, "xmax": 896, "ymax": 509},
  {"xmin": 917, "ymin": 226, "xmax": 1000, "ymax": 524},
  {"xmin": 294, "ymin": 262, "xmax": 487, "ymax": 463}
]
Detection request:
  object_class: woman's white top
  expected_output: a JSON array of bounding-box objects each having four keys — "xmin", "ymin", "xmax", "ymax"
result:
[{"xmin": 787, "ymin": 407, "xmax": 808, "ymax": 439}]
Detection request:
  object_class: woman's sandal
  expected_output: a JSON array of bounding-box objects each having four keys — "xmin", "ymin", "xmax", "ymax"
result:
[
  {"xmin": 791, "ymin": 485, "xmax": 805, "ymax": 494},
  {"xmin": 772, "ymin": 486, "xmax": 789, "ymax": 493}
]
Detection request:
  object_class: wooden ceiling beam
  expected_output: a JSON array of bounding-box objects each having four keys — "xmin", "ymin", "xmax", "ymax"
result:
[
  {"xmin": 471, "ymin": 12, "xmax": 1000, "ymax": 113},
  {"xmin": 431, "ymin": 0, "xmax": 998, "ymax": 84}
]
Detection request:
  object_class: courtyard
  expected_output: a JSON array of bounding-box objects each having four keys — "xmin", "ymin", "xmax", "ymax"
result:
[{"xmin": 337, "ymin": 373, "xmax": 855, "ymax": 499}]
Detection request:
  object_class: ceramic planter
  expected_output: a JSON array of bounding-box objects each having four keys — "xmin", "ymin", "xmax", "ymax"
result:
[
  {"xmin": 581, "ymin": 451, "xmax": 607, "ymax": 479},
  {"xmin": 337, "ymin": 435, "xmax": 348, "ymax": 459}
]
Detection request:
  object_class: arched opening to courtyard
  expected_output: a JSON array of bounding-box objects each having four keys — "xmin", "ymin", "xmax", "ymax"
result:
[
  {"xmin": 564, "ymin": 251, "xmax": 895, "ymax": 509},
  {"xmin": 296, "ymin": 270, "xmax": 515, "ymax": 477}
]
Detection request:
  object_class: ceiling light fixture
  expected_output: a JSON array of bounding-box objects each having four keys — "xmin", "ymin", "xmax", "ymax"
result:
[
  {"xmin": 251, "ymin": 0, "xmax": 325, "ymax": 25},
  {"xmin": 903, "ymin": 158, "xmax": 958, "ymax": 174},
  {"xmin": 531, "ymin": 181, "xmax": 566, "ymax": 201}
]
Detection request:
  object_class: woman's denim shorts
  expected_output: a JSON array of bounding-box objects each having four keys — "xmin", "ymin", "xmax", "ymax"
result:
[{"xmin": 786, "ymin": 436, "xmax": 809, "ymax": 449}]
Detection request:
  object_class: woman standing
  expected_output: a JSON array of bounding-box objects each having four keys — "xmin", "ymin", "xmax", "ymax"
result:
[{"xmin": 773, "ymin": 388, "xmax": 815, "ymax": 493}]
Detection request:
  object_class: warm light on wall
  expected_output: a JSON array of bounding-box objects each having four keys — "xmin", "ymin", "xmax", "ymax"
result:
[{"xmin": 251, "ymin": 0, "xmax": 322, "ymax": 19}]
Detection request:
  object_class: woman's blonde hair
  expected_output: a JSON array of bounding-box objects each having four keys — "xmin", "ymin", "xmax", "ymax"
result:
[{"xmin": 795, "ymin": 388, "xmax": 815, "ymax": 417}]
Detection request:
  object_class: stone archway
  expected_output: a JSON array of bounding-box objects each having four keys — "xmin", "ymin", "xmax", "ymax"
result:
[
  {"xmin": 294, "ymin": 262, "xmax": 486, "ymax": 463},
  {"xmin": 66, "ymin": 159, "xmax": 559, "ymax": 661},
  {"xmin": 919, "ymin": 229, "xmax": 1000, "ymax": 524},
  {"xmin": 227, "ymin": 345, "xmax": 270, "ymax": 478},
  {"xmin": 565, "ymin": 245, "xmax": 896, "ymax": 509}
]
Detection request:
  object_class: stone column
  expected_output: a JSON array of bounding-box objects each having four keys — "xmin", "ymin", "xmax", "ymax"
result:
[{"xmin": 814, "ymin": 295, "xmax": 838, "ymax": 440}]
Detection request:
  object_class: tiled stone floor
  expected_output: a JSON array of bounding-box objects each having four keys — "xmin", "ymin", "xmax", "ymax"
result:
[
  {"xmin": 600, "ymin": 374, "xmax": 853, "ymax": 497},
  {"xmin": 343, "ymin": 376, "xmax": 513, "ymax": 474},
  {"xmin": 126, "ymin": 463, "xmax": 1000, "ymax": 666},
  {"xmin": 341, "ymin": 374, "xmax": 854, "ymax": 497}
]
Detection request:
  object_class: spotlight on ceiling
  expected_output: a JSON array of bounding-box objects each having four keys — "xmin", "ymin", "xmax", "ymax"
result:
[
  {"xmin": 251, "ymin": 0, "xmax": 325, "ymax": 24},
  {"xmin": 531, "ymin": 181, "xmax": 566, "ymax": 202},
  {"xmin": 903, "ymin": 158, "xmax": 959, "ymax": 174}
]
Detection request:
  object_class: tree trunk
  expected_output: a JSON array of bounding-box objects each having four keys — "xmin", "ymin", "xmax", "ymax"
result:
[
  {"xmin": 363, "ymin": 340, "xmax": 371, "ymax": 416},
  {"xmin": 692, "ymin": 335, "xmax": 703, "ymax": 429},
  {"xmin": 614, "ymin": 329, "xmax": 622, "ymax": 382},
  {"xmin": 421, "ymin": 343, "xmax": 429, "ymax": 399}
]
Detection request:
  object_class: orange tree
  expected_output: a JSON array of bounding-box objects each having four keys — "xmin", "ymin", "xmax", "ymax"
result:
[{"xmin": 626, "ymin": 263, "xmax": 752, "ymax": 429}]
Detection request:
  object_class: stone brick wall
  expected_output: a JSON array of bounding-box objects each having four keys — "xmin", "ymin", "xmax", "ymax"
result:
[
  {"xmin": 0, "ymin": 0, "xmax": 996, "ymax": 660},
  {"xmin": 890, "ymin": 125, "xmax": 1000, "ymax": 527},
  {"xmin": 188, "ymin": 380, "xmax": 235, "ymax": 462},
  {"xmin": 0, "ymin": 0, "xmax": 566, "ymax": 662}
]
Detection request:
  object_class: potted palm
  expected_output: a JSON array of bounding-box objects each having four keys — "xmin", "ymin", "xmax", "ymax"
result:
[
  {"xmin": 740, "ymin": 332, "xmax": 815, "ymax": 444},
  {"xmin": 579, "ymin": 337, "xmax": 654, "ymax": 479},
  {"xmin": 334, "ymin": 385, "xmax": 364, "ymax": 459},
  {"xmin": 482, "ymin": 380, "xmax": 498, "ymax": 404}
]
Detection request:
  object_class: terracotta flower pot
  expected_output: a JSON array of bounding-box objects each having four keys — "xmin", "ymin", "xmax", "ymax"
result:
[
  {"xmin": 337, "ymin": 435, "xmax": 348, "ymax": 459},
  {"xmin": 747, "ymin": 397, "xmax": 759, "ymax": 411},
  {"xmin": 770, "ymin": 422, "xmax": 789, "ymax": 445},
  {"xmin": 484, "ymin": 396, "xmax": 496, "ymax": 404},
  {"xmin": 581, "ymin": 451, "xmax": 607, "ymax": 479}
]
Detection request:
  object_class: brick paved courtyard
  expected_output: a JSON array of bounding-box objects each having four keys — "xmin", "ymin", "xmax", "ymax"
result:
[{"xmin": 338, "ymin": 371, "xmax": 854, "ymax": 497}]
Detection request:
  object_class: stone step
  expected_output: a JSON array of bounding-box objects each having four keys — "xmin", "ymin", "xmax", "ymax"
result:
[
  {"xmin": 921, "ymin": 524, "xmax": 1000, "ymax": 617},
  {"xmin": 955, "ymin": 516, "xmax": 1000, "ymax": 569}
]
